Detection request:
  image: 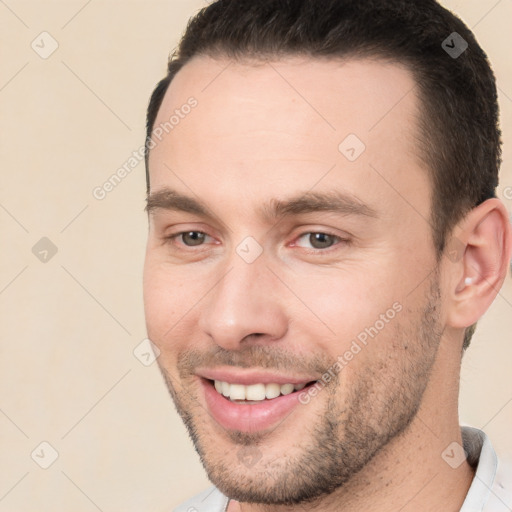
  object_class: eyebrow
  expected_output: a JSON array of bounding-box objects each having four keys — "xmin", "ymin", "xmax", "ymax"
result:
[{"xmin": 145, "ymin": 187, "xmax": 378, "ymax": 222}]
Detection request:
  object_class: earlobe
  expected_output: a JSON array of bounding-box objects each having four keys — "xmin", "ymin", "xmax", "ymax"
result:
[{"xmin": 446, "ymin": 198, "xmax": 512, "ymax": 330}]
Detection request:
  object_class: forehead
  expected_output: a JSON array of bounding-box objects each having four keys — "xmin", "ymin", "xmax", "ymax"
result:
[
  {"xmin": 148, "ymin": 55, "xmax": 430, "ymax": 225},
  {"xmin": 154, "ymin": 55, "xmax": 421, "ymax": 136}
]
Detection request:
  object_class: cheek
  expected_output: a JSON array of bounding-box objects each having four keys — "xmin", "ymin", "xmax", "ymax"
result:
[
  {"xmin": 143, "ymin": 260, "xmax": 190, "ymax": 340},
  {"xmin": 143, "ymin": 258, "xmax": 218, "ymax": 358},
  {"xmin": 286, "ymin": 266, "xmax": 403, "ymax": 348}
]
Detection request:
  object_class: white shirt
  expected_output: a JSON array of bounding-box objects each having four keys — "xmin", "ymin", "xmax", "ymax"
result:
[{"xmin": 174, "ymin": 426, "xmax": 512, "ymax": 512}]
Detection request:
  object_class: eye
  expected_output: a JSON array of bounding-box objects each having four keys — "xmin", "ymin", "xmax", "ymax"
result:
[
  {"xmin": 294, "ymin": 232, "xmax": 344, "ymax": 250},
  {"xmin": 169, "ymin": 231, "xmax": 213, "ymax": 247}
]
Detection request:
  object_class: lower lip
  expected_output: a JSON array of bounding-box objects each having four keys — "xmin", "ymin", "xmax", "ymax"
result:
[{"xmin": 201, "ymin": 379, "xmax": 313, "ymax": 433}]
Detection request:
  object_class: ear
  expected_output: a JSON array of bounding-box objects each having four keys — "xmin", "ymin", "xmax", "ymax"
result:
[{"xmin": 444, "ymin": 198, "xmax": 512, "ymax": 330}]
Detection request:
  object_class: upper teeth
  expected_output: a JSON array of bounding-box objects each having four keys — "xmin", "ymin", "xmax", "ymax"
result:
[{"xmin": 214, "ymin": 380, "xmax": 307, "ymax": 401}]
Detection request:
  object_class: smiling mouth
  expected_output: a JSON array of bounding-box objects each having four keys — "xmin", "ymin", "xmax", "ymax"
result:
[{"xmin": 208, "ymin": 379, "xmax": 317, "ymax": 403}]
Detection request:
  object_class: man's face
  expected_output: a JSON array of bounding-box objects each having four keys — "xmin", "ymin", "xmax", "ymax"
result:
[{"xmin": 143, "ymin": 56, "xmax": 445, "ymax": 504}]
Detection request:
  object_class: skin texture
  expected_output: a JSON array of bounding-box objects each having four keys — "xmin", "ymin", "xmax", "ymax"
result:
[{"xmin": 143, "ymin": 56, "xmax": 512, "ymax": 511}]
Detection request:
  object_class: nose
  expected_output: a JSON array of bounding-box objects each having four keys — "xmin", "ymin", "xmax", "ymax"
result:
[{"xmin": 198, "ymin": 256, "xmax": 288, "ymax": 351}]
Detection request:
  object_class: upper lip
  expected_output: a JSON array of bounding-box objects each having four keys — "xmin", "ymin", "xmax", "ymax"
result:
[{"xmin": 197, "ymin": 367, "xmax": 318, "ymax": 386}]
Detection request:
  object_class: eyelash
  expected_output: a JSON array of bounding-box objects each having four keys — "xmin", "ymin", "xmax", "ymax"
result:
[{"xmin": 164, "ymin": 230, "xmax": 349, "ymax": 254}]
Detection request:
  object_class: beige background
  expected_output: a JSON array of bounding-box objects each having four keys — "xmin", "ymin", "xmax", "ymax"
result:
[{"xmin": 0, "ymin": 0, "xmax": 511, "ymax": 510}]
